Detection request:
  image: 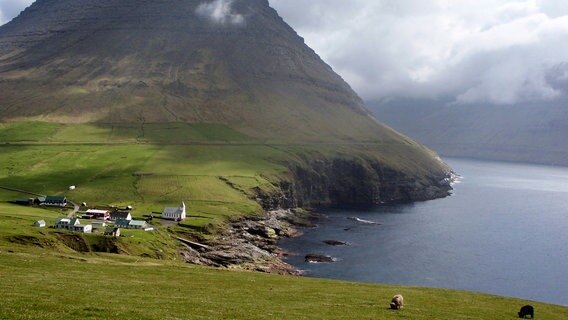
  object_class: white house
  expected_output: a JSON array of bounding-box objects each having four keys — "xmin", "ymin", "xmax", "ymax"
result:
[
  {"xmin": 55, "ymin": 218, "xmax": 91, "ymax": 233},
  {"xmin": 34, "ymin": 220, "xmax": 46, "ymax": 228},
  {"xmin": 55, "ymin": 218, "xmax": 78, "ymax": 229},
  {"xmin": 162, "ymin": 202, "xmax": 186, "ymax": 221},
  {"xmin": 70, "ymin": 224, "xmax": 92, "ymax": 233}
]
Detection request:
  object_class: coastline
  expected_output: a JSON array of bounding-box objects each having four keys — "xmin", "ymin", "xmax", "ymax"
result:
[
  {"xmin": 177, "ymin": 160, "xmax": 455, "ymax": 274},
  {"xmin": 178, "ymin": 208, "xmax": 321, "ymax": 275}
]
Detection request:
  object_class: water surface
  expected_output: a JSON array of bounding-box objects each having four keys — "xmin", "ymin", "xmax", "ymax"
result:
[{"xmin": 279, "ymin": 158, "xmax": 568, "ymax": 306}]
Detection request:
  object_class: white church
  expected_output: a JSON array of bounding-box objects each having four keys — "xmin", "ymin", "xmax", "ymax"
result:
[{"xmin": 162, "ymin": 201, "xmax": 186, "ymax": 221}]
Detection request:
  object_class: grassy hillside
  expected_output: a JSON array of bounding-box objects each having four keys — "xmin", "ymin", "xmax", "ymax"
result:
[
  {"xmin": 0, "ymin": 250, "xmax": 566, "ymax": 320},
  {"xmin": 0, "ymin": 122, "xmax": 448, "ymax": 222}
]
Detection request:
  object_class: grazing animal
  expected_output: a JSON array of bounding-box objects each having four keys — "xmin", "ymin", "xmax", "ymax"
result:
[
  {"xmin": 518, "ymin": 305, "xmax": 534, "ymax": 318},
  {"xmin": 390, "ymin": 294, "xmax": 404, "ymax": 310}
]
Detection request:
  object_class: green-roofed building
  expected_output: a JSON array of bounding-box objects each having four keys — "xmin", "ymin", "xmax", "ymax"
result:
[
  {"xmin": 44, "ymin": 196, "xmax": 67, "ymax": 207},
  {"xmin": 115, "ymin": 219, "xmax": 148, "ymax": 230}
]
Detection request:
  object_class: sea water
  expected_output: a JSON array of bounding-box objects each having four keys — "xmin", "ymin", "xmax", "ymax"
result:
[{"xmin": 279, "ymin": 158, "xmax": 568, "ymax": 306}]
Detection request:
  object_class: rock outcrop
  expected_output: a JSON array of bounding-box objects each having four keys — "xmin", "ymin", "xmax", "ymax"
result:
[{"xmin": 178, "ymin": 209, "xmax": 312, "ymax": 275}]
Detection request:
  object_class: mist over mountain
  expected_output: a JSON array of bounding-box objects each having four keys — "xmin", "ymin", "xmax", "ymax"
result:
[{"xmin": 370, "ymin": 99, "xmax": 568, "ymax": 166}]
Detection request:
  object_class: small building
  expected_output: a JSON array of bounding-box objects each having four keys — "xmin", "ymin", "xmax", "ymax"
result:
[
  {"xmin": 34, "ymin": 197, "xmax": 46, "ymax": 206},
  {"xmin": 129, "ymin": 220, "xmax": 148, "ymax": 229},
  {"xmin": 86, "ymin": 209, "xmax": 110, "ymax": 220},
  {"xmin": 70, "ymin": 224, "xmax": 92, "ymax": 233},
  {"xmin": 14, "ymin": 198, "xmax": 34, "ymax": 206},
  {"xmin": 115, "ymin": 219, "xmax": 148, "ymax": 230},
  {"xmin": 104, "ymin": 227, "xmax": 121, "ymax": 237},
  {"xmin": 34, "ymin": 220, "xmax": 46, "ymax": 228},
  {"xmin": 110, "ymin": 211, "xmax": 132, "ymax": 221},
  {"xmin": 69, "ymin": 185, "xmax": 76, "ymax": 190},
  {"xmin": 55, "ymin": 218, "xmax": 71, "ymax": 229},
  {"xmin": 55, "ymin": 218, "xmax": 80, "ymax": 229},
  {"xmin": 44, "ymin": 196, "xmax": 67, "ymax": 207},
  {"xmin": 56, "ymin": 218, "xmax": 91, "ymax": 233},
  {"xmin": 162, "ymin": 202, "xmax": 186, "ymax": 221}
]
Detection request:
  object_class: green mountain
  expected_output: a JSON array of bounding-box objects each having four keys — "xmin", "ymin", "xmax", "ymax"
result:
[
  {"xmin": 0, "ymin": 0, "xmax": 385, "ymax": 142},
  {"xmin": 0, "ymin": 0, "xmax": 452, "ymax": 209}
]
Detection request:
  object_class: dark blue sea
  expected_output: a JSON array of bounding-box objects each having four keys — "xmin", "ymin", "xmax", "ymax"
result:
[{"xmin": 279, "ymin": 158, "xmax": 568, "ymax": 306}]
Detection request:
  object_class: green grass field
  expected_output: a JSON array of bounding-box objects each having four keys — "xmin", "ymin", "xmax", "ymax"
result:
[
  {"xmin": 0, "ymin": 251, "xmax": 566, "ymax": 320},
  {"xmin": 2, "ymin": 122, "xmax": 563, "ymax": 319}
]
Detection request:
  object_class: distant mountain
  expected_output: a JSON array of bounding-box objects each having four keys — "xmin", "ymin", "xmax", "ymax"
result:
[{"xmin": 370, "ymin": 99, "xmax": 568, "ymax": 166}]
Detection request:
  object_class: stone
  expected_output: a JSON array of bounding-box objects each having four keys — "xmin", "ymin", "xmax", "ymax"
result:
[
  {"xmin": 323, "ymin": 240, "xmax": 349, "ymax": 246},
  {"xmin": 305, "ymin": 254, "xmax": 334, "ymax": 263}
]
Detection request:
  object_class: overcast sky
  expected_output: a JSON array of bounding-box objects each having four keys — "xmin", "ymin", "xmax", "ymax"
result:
[{"xmin": 2, "ymin": 0, "xmax": 568, "ymax": 105}]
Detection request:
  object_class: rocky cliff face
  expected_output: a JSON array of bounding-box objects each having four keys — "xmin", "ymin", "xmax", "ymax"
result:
[{"xmin": 255, "ymin": 156, "xmax": 453, "ymax": 210}]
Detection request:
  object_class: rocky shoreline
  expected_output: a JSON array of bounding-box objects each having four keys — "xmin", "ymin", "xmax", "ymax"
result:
[
  {"xmin": 178, "ymin": 208, "xmax": 320, "ymax": 275},
  {"xmin": 178, "ymin": 163, "xmax": 455, "ymax": 274}
]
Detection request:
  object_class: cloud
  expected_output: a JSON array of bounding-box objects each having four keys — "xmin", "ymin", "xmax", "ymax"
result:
[
  {"xmin": 0, "ymin": 0, "xmax": 33, "ymax": 25},
  {"xmin": 269, "ymin": 0, "xmax": 568, "ymax": 105},
  {"xmin": 195, "ymin": 0, "xmax": 245, "ymax": 26}
]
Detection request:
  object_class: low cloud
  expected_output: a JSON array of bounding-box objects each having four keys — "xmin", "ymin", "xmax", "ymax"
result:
[
  {"xmin": 3, "ymin": 0, "xmax": 568, "ymax": 106},
  {"xmin": 195, "ymin": 0, "xmax": 245, "ymax": 26},
  {"xmin": 270, "ymin": 0, "xmax": 568, "ymax": 106}
]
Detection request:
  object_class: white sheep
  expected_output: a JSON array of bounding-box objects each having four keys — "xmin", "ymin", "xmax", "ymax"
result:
[{"xmin": 390, "ymin": 294, "xmax": 404, "ymax": 310}]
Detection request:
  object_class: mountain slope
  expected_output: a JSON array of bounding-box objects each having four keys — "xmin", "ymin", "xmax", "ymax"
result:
[
  {"xmin": 0, "ymin": 0, "xmax": 452, "ymax": 208},
  {"xmin": 0, "ymin": 0, "xmax": 394, "ymax": 142}
]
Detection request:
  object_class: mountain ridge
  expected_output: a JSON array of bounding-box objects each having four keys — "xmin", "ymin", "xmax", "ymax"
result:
[{"xmin": 0, "ymin": 0, "xmax": 388, "ymax": 142}]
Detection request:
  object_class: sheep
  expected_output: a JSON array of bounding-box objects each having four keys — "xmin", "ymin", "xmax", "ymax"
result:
[
  {"xmin": 518, "ymin": 305, "xmax": 534, "ymax": 318},
  {"xmin": 390, "ymin": 294, "xmax": 404, "ymax": 310}
]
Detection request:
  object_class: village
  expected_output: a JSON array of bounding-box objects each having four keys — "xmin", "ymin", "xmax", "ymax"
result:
[{"xmin": 15, "ymin": 192, "xmax": 187, "ymax": 237}]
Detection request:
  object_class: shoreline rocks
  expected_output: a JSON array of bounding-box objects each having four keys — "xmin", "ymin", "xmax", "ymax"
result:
[
  {"xmin": 323, "ymin": 240, "xmax": 349, "ymax": 246},
  {"xmin": 178, "ymin": 209, "xmax": 318, "ymax": 275},
  {"xmin": 305, "ymin": 254, "xmax": 335, "ymax": 263}
]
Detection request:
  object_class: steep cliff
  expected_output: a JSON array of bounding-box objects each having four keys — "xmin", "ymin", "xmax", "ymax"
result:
[{"xmin": 255, "ymin": 147, "xmax": 453, "ymax": 210}]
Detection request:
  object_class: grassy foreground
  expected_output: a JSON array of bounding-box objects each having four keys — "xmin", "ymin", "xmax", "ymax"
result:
[
  {"xmin": 0, "ymin": 250, "xmax": 566, "ymax": 320},
  {"xmin": 0, "ymin": 197, "xmax": 565, "ymax": 319}
]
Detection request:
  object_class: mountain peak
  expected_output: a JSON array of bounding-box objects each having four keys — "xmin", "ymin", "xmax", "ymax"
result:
[{"xmin": 0, "ymin": 0, "xmax": 388, "ymax": 142}]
